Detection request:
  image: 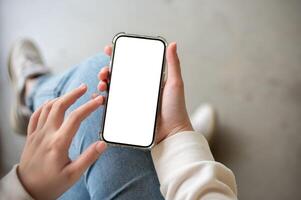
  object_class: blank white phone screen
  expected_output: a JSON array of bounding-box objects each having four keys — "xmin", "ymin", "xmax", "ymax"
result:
[{"xmin": 102, "ymin": 36, "xmax": 165, "ymax": 147}]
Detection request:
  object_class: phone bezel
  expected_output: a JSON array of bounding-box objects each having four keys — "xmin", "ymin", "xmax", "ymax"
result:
[{"xmin": 99, "ymin": 33, "xmax": 167, "ymax": 149}]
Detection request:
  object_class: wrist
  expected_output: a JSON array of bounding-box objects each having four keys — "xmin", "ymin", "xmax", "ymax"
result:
[
  {"xmin": 157, "ymin": 121, "xmax": 194, "ymax": 144},
  {"xmin": 167, "ymin": 121, "xmax": 194, "ymax": 138}
]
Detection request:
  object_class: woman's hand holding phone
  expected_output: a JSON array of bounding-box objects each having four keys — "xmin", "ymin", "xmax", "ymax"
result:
[
  {"xmin": 98, "ymin": 42, "xmax": 193, "ymax": 143},
  {"xmin": 18, "ymin": 85, "xmax": 107, "ymax": 200}
]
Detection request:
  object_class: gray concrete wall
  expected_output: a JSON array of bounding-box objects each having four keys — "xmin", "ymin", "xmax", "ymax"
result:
[{"xmin": 1, "ymin": 0, "xmax": 300, "ymax": 199}]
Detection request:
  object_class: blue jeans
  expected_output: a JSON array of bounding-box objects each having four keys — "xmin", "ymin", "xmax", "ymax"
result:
[{"xmin": 27, "ymin": 53, "xmax": 163, "ymax": 200}]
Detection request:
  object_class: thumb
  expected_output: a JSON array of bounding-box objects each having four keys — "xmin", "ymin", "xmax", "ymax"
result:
[
  {"xmin": 166, "ymin": 42, "xmax": 183, "ymax": 83},
  {"xmin": 65, "ymin": 141, "xmax": 107, "ymax": 179}
]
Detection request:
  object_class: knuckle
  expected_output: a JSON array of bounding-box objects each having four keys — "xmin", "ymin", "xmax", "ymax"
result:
[
  {"xmin": 50, "ymin": 145, "xmax": 60, "ymax": 155},
  {"xmin": 53, "ymin": 100, "xmax": 65, "ymax": 112},
  {"xmin": 68, "ymin": 111, "xmax": 81, "ymax": 123},
  {"xmin": 48, "ymin": 139, "xmax": 62, "ymax": 153},
  {"xmin": 42, "ymin": 123, "xmax": 55, "ymax": 133},
  {"xmin": 44, "ymin": 101, "xmax": 53, "ymax": 111}
]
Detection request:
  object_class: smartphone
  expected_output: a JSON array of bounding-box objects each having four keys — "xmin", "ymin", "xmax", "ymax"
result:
[{"xmin": 100, "ymin": 33, "xmax": 167, "ymax": 149}]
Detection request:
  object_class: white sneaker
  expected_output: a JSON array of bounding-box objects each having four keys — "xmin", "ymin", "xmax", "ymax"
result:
[
  {"xmin": 190, "ymin": 104, "xmax": 216, "ymax": 142},
  {"xmin": 8, "ymin": 39, "xmax": 50, "ymax": 135}
]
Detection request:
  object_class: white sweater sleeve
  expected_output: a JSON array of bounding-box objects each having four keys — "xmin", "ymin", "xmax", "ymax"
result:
[
  {"xmin": 151, "ymin": 131, "xmax": 238, "ymax": 200},
  {"xmin": 0, "ymin": 165, "xmax": 34, "ymax": 200}
]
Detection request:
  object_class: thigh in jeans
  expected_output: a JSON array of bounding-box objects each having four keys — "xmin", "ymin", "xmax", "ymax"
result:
[{"xmin": 30, "ymin": 53, "xmax": 163, "ymax": 200}]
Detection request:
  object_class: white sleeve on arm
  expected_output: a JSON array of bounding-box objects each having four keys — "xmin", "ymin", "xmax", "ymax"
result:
[
  {"xmin": 151, "ymin": 131, "xmax": 238, "ymax": 200},
  {"xmin": 0, "ymin": 165, "xmax": 34, "ymax": 200}
]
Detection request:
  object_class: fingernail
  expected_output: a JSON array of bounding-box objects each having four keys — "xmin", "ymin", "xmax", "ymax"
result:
[
  {"xmin": 79, "ymin": 83, "xmax": 87, "ymax": 89},
  {"xmin": 174, "ymin": 42, "xmax": 177, "ymax": 52},
  {"xmin": 96, "ymin": 141, "xmax": 106, "ymax": 153},
  {"xmin": 94, "ymin": 95, "xmax": 103, "ymax": 103}
]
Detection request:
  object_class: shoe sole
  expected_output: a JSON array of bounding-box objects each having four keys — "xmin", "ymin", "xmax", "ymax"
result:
[{"xmin": 7, "ymin": 47, "xmax": 28, "ymax": 135}]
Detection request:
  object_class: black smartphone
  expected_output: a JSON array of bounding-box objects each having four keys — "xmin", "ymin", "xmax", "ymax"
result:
[{"xmin": 100, "ymin": 33, "xmax": 167, "ymax": 149}]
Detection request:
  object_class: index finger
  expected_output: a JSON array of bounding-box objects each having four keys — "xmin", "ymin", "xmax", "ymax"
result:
[{"xmin": 47, "ymin": 84, "xmax": 88, "ymax": 129}]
